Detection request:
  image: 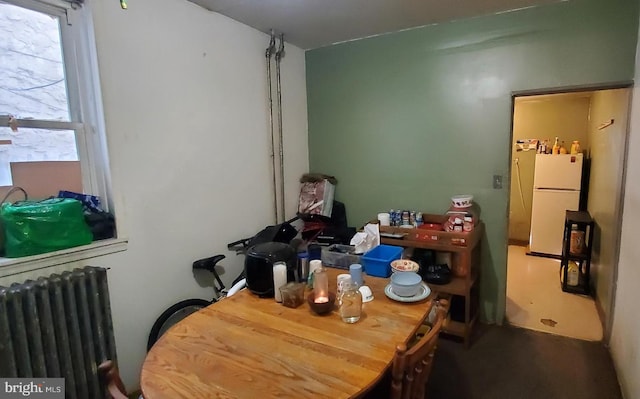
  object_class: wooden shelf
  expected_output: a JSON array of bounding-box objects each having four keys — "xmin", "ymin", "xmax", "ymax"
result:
[
  {"xmin": 442, "ymin": 311, "xmax": 478, "ymax": 338},
  {"xmin": 430, "ymin": 270, "xmax": 477, "ymax": 296},
  {"xmin": 443, "ymin": 317, "xmax": 465, "ymax": 337},
  {"xmin": 380, "ymin": 221, "xmax": 483, "ymax": 348},
  {"xmin": 379, "ymin": 223, "xmax": 483, "ymax": 252}
]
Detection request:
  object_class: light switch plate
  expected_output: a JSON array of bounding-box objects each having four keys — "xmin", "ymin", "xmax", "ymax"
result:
[{"xmin": 493, "ymin": 175, "xmax": 503, "ymax": 189}]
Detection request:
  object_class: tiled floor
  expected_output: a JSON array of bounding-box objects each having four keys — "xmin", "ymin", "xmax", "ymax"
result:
[{"xmin": 506, "ymin": 245, "xmax": 603, "ymax": 341}]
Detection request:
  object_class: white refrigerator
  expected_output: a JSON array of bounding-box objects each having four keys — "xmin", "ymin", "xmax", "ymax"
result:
[{"xmin": 529, "ymin": 154, "xmax": 583, "ymax": 256}]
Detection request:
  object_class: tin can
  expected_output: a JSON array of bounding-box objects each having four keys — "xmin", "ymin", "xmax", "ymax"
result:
[
  {"xmin": 402, "ymin": 211, "xmax": 410, "ymax": 226},
  {"xmin": 463, "ymin": 213, "xmax": 474, "ymax": 232}
]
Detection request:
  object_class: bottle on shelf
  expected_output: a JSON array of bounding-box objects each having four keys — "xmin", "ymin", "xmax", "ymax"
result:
[
  {"xmin": 552, "ymin": 137, "xmax": 560, "ymax": 154},
  {"xmin": 559, "ymin": 141, "xmax": 568, "ymax": 154},
  {"xmin": 538, "ymin": 140, "xmax": 546, "ymax": 154},
  {"xmin": 567, "ymin": 261, "xmax": 579, "ymax": 286},
  {"xmin": 571, "ymin": 140, "xmax": 581, "ymax": 154},
  {"xmin": 570, "ymin": 224, "xmax": 585, "ymax": 254}
]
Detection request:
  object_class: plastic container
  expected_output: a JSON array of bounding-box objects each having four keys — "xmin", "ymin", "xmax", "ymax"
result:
[
  {"xmin": 571, "ymin": 140, "xmax": 581, "ymax": 155},
  {"xmin": 570, "ymin": 226, "xmax": 585, "ymax": 254},
  {"xmin": 321, "ymin": 244, "xmax": 361, "ymax": 269},
  {"xmin": 361, "ymin": 244, "xmax": 403, "ymax": 278},
  {"xmin": 279, "ymin": 282, "xmax": 305, "ymax": 308},
  {"xmin": 567, "ymin": 261, "xmax": 580, "ymax": 286}
]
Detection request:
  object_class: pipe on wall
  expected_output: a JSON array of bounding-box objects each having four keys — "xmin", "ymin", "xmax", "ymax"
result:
[
  {"xmin": 265, "ymin": 31, "xmax": 278, "ymax": 223},
  {"xmin": 275, "ymin": 33, "xmax": 286, "ymax": 223}
]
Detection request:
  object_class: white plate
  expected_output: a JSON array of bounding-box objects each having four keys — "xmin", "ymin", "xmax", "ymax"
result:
[{"xmin": 384, "ymin": 282, "xmax": 431, "ymax": 303}]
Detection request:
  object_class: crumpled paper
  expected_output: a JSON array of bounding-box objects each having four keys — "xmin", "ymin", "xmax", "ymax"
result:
[{"xmin": 350, "ymin": 223, "xmax": 380, "ymax": 254}]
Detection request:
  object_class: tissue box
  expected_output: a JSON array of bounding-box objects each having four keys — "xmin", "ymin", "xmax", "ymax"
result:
[
  {"xmin": 322, "ymin": 244, "xmax": 361, "ymax": 270},
  {"xmin": 361, "ymin": 245, "xmax": 403, "ymax": 278}
]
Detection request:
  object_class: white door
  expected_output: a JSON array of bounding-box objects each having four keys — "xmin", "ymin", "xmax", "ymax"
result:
[
  {"xmin": 534, "ymin": 154, "xmax": 583, "ymax": 190},
  {"xmin": 529, "ymin": 189, "xmax": 580, "ymax": 256}
]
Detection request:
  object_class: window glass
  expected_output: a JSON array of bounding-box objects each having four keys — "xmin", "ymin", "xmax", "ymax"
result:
[{"xmin": 0, "ymin": 1, "xmax": 70, "ymax": 121}]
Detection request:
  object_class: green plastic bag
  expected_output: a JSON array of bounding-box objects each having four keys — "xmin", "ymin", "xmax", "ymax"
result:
[{"xmin": 1, "ymin": 198, "xmax": 93, "ymax": 258}]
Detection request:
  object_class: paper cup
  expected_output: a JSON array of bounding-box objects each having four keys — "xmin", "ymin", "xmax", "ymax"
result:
[{"xmin": 378, "ymin": 212, "xmax": 391, "ymax": 226}]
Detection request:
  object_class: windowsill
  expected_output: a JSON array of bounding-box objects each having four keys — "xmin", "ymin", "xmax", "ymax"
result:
[{"xmin": 0, "ymin": 238, "xmax": 128, "ymax": 279}]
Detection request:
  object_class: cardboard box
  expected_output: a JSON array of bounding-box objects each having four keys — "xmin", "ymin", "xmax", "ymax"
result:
[{"xmin": 298, "ymin": 179, "xmax": 335, "ymax": 217}]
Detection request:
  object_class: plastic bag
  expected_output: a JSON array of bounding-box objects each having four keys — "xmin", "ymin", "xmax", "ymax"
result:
[
  {"xmin": 0, "ymin": 187, "xmax": 28, "ymax": 255},
  {"xmin": 1, "ymin": 198, "xmax": 93, "ymax": 258}
]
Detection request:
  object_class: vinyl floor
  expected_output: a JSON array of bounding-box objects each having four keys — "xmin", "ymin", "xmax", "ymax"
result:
[{"xmin": 506, "ymin": 245, "xmax": 603, "ymax": 341}]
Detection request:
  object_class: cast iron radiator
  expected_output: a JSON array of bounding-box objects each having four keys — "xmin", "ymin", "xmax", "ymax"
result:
[{"xmin": 0, "ymin": 266, "xmax": 117, "ymax": 398}]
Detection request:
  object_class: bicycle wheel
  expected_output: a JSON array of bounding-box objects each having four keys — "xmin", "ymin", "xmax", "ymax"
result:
[{"xmin": 147, "ymin": 298, "xmax": 213, "ymax": 351}]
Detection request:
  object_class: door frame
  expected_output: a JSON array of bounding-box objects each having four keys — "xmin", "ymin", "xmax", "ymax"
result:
[{"xmin": 505, "ymin": 80, "xmax": 633, "ymax": 342}]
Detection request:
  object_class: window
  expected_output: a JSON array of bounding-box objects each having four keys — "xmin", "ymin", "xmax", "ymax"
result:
[{"xmin": 0, "ymin": 0, "xmax": 112, "ymax": 213}]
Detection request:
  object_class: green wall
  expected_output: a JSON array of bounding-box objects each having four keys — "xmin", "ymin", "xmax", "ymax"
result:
[{"xmin": 305, "ymin": 0, "xmax": 639, "ymax": 323}]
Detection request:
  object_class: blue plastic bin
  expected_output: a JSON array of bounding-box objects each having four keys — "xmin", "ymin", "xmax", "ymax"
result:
[{"xmin": 361, "ymin": 245, "xmax": 403, "ymax": 278}]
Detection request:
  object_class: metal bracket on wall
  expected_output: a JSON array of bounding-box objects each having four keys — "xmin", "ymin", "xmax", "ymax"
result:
[{"xmin": 597, "ymin": 119, "xmax": 614, "ymax": 130}]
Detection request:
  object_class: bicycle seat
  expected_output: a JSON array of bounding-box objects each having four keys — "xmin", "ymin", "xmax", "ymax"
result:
[{"xmin": 192, "ymin": 254, "xmax": 226, "ymax": 273}]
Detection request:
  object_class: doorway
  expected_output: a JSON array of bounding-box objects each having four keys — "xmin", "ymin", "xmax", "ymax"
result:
[{"xmin": 505, "ymin": 87, "xmax": 632, "ymax": 341}]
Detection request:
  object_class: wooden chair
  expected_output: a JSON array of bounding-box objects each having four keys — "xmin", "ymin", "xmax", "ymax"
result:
[
  {"xmin": 98, "ymin": 360, "xmax": 129, "ymax": 399},
  {"xmin": 389, "ymin": 299, "xmax": 449, "ymax": 399}
]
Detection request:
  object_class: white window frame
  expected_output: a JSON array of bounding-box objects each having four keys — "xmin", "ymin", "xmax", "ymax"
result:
[
  {"xmin": 0, "ymin": 0, "xmax": 126, "ymax": 275},
  {"xmin": 0, "ymin": 0, "xmax": 112, "ymax": 212}
]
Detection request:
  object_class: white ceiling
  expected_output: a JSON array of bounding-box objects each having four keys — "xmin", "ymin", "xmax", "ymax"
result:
[{"xmin": 189, "ymin": 0, "xmax": 563, "ymax": 49}]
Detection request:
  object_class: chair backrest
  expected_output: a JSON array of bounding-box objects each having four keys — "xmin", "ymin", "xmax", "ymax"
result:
[
  {"xmin": 98, "ymin": 361, "xmax": 128, "ymax": 399},
  {"xmin": 389, "ymin": 299, "xmax": 448, "ymax": 399}
]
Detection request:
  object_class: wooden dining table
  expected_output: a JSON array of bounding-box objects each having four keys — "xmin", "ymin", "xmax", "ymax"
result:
[{"xmin": 140, "ymin": 268, "xmax": 434, "ymax": 399}]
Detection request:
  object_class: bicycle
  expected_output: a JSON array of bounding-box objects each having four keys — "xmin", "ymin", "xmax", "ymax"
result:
[{"xmin": 146, "ymin": 254, "xmax": 245, "ymax": 351}]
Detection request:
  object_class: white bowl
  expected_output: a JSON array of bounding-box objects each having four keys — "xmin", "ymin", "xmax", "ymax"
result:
[
  {"xmin": 390, "ymin": 272, "xmax": 422, "ymax": 297},
  {"xmin": 451, "ymin": 194, "xmax": 473, "ymax": 208},
  {"xmin": 391, "ymin": 259, "xmax": 420, "ymax": 273}
]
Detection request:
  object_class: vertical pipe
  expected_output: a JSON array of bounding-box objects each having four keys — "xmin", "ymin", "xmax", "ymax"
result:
[
  {"xmin": 0, "ymin": 287, "xmax": 18, "ymax": 377},
  {"xmin": 265, "ymin": 31, "xmax": 278, "ymax": 224},
  {"xmin": 275, "ymin": 34, "xmax": 286, "ymax": 222}
]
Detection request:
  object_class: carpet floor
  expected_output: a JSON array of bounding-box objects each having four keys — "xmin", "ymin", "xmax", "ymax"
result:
[{"xmin": 426, "ymin": 324, "xmax": 622, "ymax": 399}]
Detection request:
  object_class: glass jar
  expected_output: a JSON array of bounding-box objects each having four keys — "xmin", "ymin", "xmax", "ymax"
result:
[
  {"xmin": 313, "ymin": 265, "xmax": 329, "ymax": 303},
  {"xmin": 339, "ymin": 282, "xmax": 363, "ymax": 323}
]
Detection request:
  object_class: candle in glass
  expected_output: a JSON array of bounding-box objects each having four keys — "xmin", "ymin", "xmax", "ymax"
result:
[{"xmin": 313, "ymin": 266, "xmax": 329, "ymax": 303}]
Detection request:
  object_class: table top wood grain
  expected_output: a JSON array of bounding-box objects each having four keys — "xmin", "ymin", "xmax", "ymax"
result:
[{"xmin": 141, "ymin": 268, "xmax": 433, "ymax": 399}]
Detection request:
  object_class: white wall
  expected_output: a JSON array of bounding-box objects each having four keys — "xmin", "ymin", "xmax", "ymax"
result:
[
  {"xmin": 610, "ymin": 26, "xmax": 640, "ymax": 399},
  {"xmin": 586, "ymin": 88, "xmax": 630, "ymax": 335},
  {"xmin": 85, "ymin": 0, "xmax": 307, "ymax": 390}
]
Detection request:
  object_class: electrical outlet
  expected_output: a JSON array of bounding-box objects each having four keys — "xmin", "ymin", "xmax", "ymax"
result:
[{"xmin": 493, "ymin": 175, "xmax": 503, "ymax": 189}]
